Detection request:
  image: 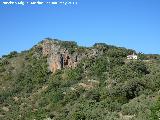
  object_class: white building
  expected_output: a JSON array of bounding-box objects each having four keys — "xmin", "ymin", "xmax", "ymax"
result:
[{"xmin": 127, "ymin": 53, "xmax": 138, "ymax": 60}]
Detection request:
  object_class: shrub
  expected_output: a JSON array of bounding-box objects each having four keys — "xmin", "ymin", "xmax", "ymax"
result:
[{"xmin": 121, "ymin": 94, "xmax": 155, "ymax": 115}]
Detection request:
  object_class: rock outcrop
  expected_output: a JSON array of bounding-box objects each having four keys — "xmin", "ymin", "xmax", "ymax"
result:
[
  {"xmin": 40, "ymin": 39, "xmax": 102, "ymax": 73},
  {"xmin": 41, "ymin": 39, "xmax": 79, "ymax": 72}
]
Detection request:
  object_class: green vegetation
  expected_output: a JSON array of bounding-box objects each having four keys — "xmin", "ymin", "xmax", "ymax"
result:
[{"xmin": 0, "ymin": 39, "xmax": 160, "ymax": 120}]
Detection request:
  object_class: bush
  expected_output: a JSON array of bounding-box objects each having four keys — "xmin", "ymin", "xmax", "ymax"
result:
[
  {"xmin": 121, "ymin": 94, "xmax": 155, "ymax": 115},
  {"xmin": 127, "ymin": 61, "xmax": 149, "ymax": 75},
  {"xmin": 2, "ymin": 51, "xmax": 18, "ymax": 58},
  {"xmin": 150, "ymin": 97, "xmax": 160, "ymax": 120},
  {"xmin": 85, "ymin": 89, "xmax": 100, "ymax": 102},
  {"xmin": 0, "ymin": 66, "xmax": 5, "ymax": 72}
]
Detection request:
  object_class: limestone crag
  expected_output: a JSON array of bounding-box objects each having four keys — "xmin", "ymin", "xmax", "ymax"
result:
[
  {"xmin": 41, "ymin": 39, "xmax": 102, "ymax": 73},
  {"xmin": 41, "ymin": 39, "xmax": 78, "ymax": 72}
]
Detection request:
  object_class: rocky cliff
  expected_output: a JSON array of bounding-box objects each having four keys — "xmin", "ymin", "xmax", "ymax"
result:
[{"xmin": 40, "ymin": 39, "xmax": 101, "ymax": 73}]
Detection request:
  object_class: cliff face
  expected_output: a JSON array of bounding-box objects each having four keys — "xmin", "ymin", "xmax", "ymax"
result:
[
  {"xmin": 41, "ymin": 40, "xmax": 75, "ymax": 72},
  {"xmin": 41, "ymin": 39, "xmax": 101, "ymax": 73}
]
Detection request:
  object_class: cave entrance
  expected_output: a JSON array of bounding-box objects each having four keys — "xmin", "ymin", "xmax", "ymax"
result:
[
  {"xmin": 64, "ymin": 56, "xmax": 70, "ymax": 66},
  {"xmin": 60, "ymin": 54, "xmax": 64, "ymax": 68}
]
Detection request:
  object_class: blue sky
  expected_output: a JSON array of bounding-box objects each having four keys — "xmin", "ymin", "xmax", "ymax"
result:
[{"xmin": 0, "ymin": 0, "xmax": 160, "ymax": 56}]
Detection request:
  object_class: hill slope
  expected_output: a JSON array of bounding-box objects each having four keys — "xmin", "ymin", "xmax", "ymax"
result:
[{"xmin": 0, "ymin": 38, "xmax": 160, "ymax": 120}]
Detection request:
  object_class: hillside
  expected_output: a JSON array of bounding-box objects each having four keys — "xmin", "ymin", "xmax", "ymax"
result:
[{"xmin": 0, "ymin": 38, "xmax": 160, "ymax": 120}]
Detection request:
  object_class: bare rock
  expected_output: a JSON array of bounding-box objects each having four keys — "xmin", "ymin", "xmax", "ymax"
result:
[{"xmin": 40, "ymin": 39, "xmax": 101, "ymax": 73}]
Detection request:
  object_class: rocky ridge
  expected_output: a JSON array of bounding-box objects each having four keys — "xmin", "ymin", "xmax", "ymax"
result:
[{"xmin": 40, "ymin": 39, "xmax": 101, "ymax": 73}]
